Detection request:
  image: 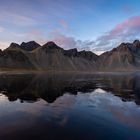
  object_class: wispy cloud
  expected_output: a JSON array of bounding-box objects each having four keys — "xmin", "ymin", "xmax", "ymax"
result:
[
  {"xmin": 26, "ymin": 29, "xmax": 46, "ymax": 44},
  {"xmin": 0, "ymin": 12, "xmax": 36, "ymax": 26},
  {"xmin": 51, "ymin": 15, "xmax": 140, "ymax": 54},
  {"xmin": 49, "ymin": 30, "xmax": 77, "ymax": 49},
  {"xmin": 0, "ymin": 27, "xmax": 5, "ymax": 33},
  {"xmin": 95, "ymin": 15, "xmax": 140, "ymax": 51},
  {"xmin": 59, "ymin": 19, "xmax": 69, "ymax": 30},
  {"xmin": 0, "ymin": 0, "xmax": 140, "ymax": 56}
]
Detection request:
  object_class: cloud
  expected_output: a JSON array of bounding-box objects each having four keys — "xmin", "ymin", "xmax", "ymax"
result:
[
  {"xmin": 48, "ymin": 30, "xmax": 77, "ymax": 49},
  {"xmin": 9, "ymin": 28, "xmax": 47, "ymax": 45},
  {"xmin": 0, "ymin": 27, "xmax": 5, "ymax": 33},
  {"xmin": 47, "ymin": 31, "xmax": 103, "ymax": 54},
  {"xmin": 26, "ymin": 29, "xmax": 47, "ymax": 44},
  {"xmin": 59, "ymin": 20, "xmax": 69, "ymax": 30},
  {"xmin": 96, "ymin": 15, "xmax": 140, "ymax": 51},
  {"xmin": 57, "ymin": 15, "xmax": 140, "ymax": 54},
  {"xmin": 48, "ymin": 15, "xmax": 140, "ymax": 55},
  {"xmin": 0, "ymin": 0, "xmax": 105, "ymax": 55},
  {"xmin": 0, "ymin": 12, "xmax": 36, "ymax": 26},
  {"xmin": 2, "ymin": 15, "xmax": 140, "ymax": 56},
  {"xmin": 20, "ymin": 29, "xmax": 102, "ymax": 55},
  {"xmin": 110, "ymin": 15, "xmax": 140, "ymax": 35}
]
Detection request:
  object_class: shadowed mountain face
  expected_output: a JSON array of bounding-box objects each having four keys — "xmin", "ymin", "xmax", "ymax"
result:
[
  {"xmin": 99, "ymin": 40, "xmax": 140, "ymax": 70},
  {"xmin": 0, "ymin": 48, "xmax": 35, "ymax": 70},
  {"xmin": 1, "ymin": 40, "xmax": 140, "ymax": 71},
  {"xmin": 20, "ymin": 41, "xmax": 41, "ymax": 51},
  {"xmin": 32, "ymin": 42, "xmax": 99, "ymax": 71},
  {"xmin": 1, "ymin": 41, "xmax": 99, "ymax": 71},
  {"xmin": 1, "ymin": 73, "xmax": 140, "ymax": 104}
]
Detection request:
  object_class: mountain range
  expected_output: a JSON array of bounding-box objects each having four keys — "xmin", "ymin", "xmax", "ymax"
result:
[{"xmin": 1, "ymin": 40, "xmax": 140, "ymax": 71}]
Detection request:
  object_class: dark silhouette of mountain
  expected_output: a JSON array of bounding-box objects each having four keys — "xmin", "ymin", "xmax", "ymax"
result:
[
  {"xmin": 1, "ymin": 40, "xmax": 140, "ymax": 71},
  {"xmin": 42, "ymin": 41, "xmax": 63, "ymax": 50},
  {"xmin": 20, "ymin": 41, "xmax": 41, "ymax": 51}
]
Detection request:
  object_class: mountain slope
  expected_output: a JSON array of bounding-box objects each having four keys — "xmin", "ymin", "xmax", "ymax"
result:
[
  {"xmin": 99, "ymin": 40, "xmax": 140, "ymax": 70},
  {"xmin": 0, "ymin": 43, "xmax": 36, "ymax": 70},
  {"xmin": 1, "ymin": 40, "xmax": 140, "ymax": 71},
  {"xmin": 1, "ymin": 41, "xmax": 99, "ymax": 71},
  {"xmin": 28, "ymin": 42, "xmax": 99, "ymax": 71}
]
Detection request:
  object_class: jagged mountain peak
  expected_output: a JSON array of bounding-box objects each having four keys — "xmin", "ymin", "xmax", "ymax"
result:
[
  {"xmin": 44, "ymin": 41, "xmax": 57, "ymax": 46},
  {"xmin": 42, "ymin": 41, "xmax": 63, "ymax": 50},
  {"xmin": 1, "ymin": 39, "xmax": 140, "ymax": 71},
  {"xmin": 117, "ymin": 43, "xmax": 130, "ymax": 52},
  {"xmin": 4, "ymin": 42, "xmax": 21, "ymax": 52},
  {"xmin": 9, "ymin": 43, "xmax": 20, "ymax": 49},
  {"xmin": 133, "ymin": 39, "xmax": 140, "ymax": 45},
  {"xmin": 98, "ymin": 40, "xmax": 140, "ymax": 70},
  {"xmin": 64, "ymin": 48, "xmax": 78, "ymax": 57},
  {"xmin": 10, "ymin": 42, "xmax": 20, "ymax": 47},
  {"xmin": 110, "ymin": 40, "xmax": 140, "ymax": 53},
  {"xmin": 21, "ymin": 41, "xmax": 40, "ymax": 45},
  {"xmin": 132, "ymin": 40, "xmax": 140, "ymax": 50},
  {"xmin": 20, "ymin": 41, "xmax": 41, "ymax": 51}
]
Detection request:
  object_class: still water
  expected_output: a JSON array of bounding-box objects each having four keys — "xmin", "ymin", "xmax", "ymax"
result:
[{"xmin": 0, "ymin": 73, "xmax": 140, "ymax": 140}]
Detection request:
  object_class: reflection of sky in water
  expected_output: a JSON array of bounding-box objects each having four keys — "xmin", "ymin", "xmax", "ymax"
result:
[
  {"xmin": 76, "ymin": 89, "xmax": 140, "ymax": 130},
  {"xmin": 0, "ymin": 89, "xmax": 140, "ymax": 139}
]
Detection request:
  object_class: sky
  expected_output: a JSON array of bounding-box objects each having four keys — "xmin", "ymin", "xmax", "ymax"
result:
[{"xmin": 0, "ymin": 0, "xmax": 140, "ymax": 54}]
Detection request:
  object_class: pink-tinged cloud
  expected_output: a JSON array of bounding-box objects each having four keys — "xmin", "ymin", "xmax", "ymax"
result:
[
  {"xmin": 28, "ymin": 29, "xmax": 43, "ymax": 38},
  {"xmin": 96, "ymin": 15, "xmax": 140, "ymax": 49},
  {"xmin": 49, "ymin": 30, "xmax": 77, "ymax": 49},
  {"xmin": 25, "ymin": 29, "xmax": 100, "ymax": 54},
  {"xmin": 24, "ymin": 29, "xmax": 77, "ymax": 49},
  {"xmin": 111, "ymin": 15, "xmax": 140, "ymax": 35},
  {"xmin": 0, "ymin": 27, "xmax": 4, "ymax": 33},
  {"xmin": 26, "ymin": 29, "xmax": 47, "ymax": 44},
  {"xmin": 59, "ymin": 19, "xmax": 69, "ymax": 30}
]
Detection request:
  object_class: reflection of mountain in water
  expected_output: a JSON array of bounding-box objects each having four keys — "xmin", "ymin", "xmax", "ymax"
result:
[{"xmin": 0, "ymin": 73, "xmax": 140, "ymax": 104}]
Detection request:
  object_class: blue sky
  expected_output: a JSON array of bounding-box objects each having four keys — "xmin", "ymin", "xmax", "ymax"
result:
[{"xmin": 0, "ymin": 0, "xmax": 140, "ymax": 54}]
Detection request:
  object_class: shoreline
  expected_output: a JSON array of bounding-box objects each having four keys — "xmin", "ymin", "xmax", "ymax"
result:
[{"xmin": 0, "ymin": 69, "xmax": 140, "ymax": 75}]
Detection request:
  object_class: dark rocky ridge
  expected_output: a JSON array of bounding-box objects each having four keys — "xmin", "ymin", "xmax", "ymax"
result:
[
  {"xmin": 1, "ymin": 41, "xmax": 99, "ymax": 71},
  {"xmin": 99, "ymin": 40, "xmax": 140, "ymax": 70},
  {"xmin": 1, "ymin": 40, "xmax": 140, "ymax": 71},
  {"xmin": 20, "ymin": 41, "xmax": 41, "ymax": 51}
]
